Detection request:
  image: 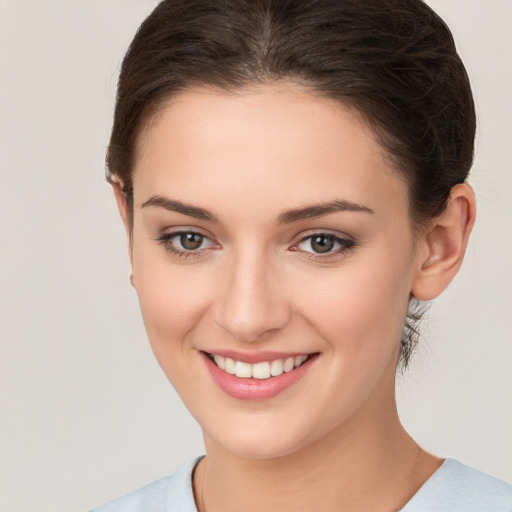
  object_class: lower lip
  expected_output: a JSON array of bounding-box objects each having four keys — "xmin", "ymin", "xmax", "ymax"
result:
[{"xmin": 201, "ymin": 352, "xmax": 318, "ymax": 401}]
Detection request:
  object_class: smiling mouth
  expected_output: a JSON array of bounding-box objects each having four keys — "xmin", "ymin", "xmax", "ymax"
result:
[{"xmin": 204, "ymin": 352, "xmax": 317, "ymax": 380}]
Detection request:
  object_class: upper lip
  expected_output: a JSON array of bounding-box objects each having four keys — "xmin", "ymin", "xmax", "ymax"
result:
[{"xmin": 201, "ymin": 349, "xmax": 318, "ymax": 364}]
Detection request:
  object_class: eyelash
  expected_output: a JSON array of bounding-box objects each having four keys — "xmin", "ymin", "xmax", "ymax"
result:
[
  {"xmin": 295, "ymin": 232, "xmax": 355, "ymax": 260},
  {"xmin": 155, "ymin": 230, "xmax": 355, "ymax": 260},
  {"xmin": 156, "ymin": 230, "xmax": 215, "ymax": 259}
]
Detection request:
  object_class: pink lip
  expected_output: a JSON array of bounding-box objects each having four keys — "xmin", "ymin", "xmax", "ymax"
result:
[
  {"xmin": 202, "ymin": 349, "xmax": 311, "ymax": 364},
  {"xmin": 200, "ymin": 351, "xmax": 318, "ymax": 401}
]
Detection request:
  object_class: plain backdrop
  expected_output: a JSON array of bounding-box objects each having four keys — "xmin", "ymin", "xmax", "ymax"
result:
[{"xmin": 0, "ymin": 1, "xmax": 511, "ymax": 511}]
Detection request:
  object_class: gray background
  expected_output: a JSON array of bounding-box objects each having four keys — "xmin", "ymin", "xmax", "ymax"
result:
[{"xmin": 0, "ymin": 1, "xmax": 510, "ymax": 511}]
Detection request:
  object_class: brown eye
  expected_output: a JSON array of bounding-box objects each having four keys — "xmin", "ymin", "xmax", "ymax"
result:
[
  {"xmin": 180, "ymin": 232, "xmax": 204, "ymax": 250},
  {"xmin": 309, "ymin": 235, "xmax": 335, "ymax": 253},
  {"xmin": 296, "ymin": 233, "xmax": 354, "ymax": 256},
  {"xmin": 157, "ymin": 230, "xmax": 217, "ymax": 256}
]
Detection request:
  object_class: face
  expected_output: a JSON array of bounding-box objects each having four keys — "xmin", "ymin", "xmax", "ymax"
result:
[{"xmin": 126, "ymin": 84, "xmax": 423, "ymax": 459}]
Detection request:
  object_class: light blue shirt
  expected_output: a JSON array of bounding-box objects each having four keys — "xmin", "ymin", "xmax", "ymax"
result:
[{"xmin": 90, "ymin": 457, "xmax": 512, "ymax": 511}]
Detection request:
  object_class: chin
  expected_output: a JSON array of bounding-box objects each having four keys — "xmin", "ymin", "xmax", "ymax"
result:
[
  {"xmin": 219, "ymin": 435, "xmax": 303, "ymax": 460},
  {"xmin": 203, "ymin": 414, "xmax": 319, "ymax": 460}
]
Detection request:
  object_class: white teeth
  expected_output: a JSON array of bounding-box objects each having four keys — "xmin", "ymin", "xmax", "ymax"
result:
[
  {"xmin": 270, "ymin": 359, "xmax": 284, "ymax": 376},
  {"xmin": 252, "ymin": 361, "xmax": 271, "ymax": 379},
  {"xmin": 225, "ymin": 357, "xmax": 236, "ymax": 375},
  {"xmin": 283, "ymin": 357, "xmax": 295, "ymax": 373},
  {"xmin": 213, "ymin": 354, "xmax": 225, "ymax": 370},
  {"xmin": 210, "ymin": 353, "xmax": 311, "ymax": 379},
  {"xmin": 234, "ymin": 361, "xmax": 252, "ymax": 378}
]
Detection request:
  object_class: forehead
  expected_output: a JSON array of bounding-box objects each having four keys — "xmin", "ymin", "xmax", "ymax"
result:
[{"xmin": 133, "ymin": 84, "xmax": 409, "ymax": 222}]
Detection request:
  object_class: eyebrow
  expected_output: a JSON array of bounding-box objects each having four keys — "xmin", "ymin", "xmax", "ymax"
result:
[
  {"xmin": 277, "ymin": 200, "xmax": 375, "ymax": 224},
  {"xmin": 141, "ymin": 196, "xmax": 218, "ymax": 222},
  {"xmin": 140, "ymin": 195, "xmax": 374, "ymax": 224}
]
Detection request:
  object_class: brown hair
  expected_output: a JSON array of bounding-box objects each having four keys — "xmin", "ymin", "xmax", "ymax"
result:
[{"xmin": 107, "ymin": 0, "xmax": 476, "ymax": 367}]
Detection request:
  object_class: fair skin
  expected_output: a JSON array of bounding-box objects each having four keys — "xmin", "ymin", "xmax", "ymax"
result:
[{"xmin": 113, "ymin": 83, "xmax": 475, "ymax": 512}]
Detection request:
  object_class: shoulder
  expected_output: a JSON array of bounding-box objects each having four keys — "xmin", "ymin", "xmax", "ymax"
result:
[
  {"xmin": 89, "ymin": 457, "xmax": 202, "ymax": 512},
  {"xmin": 403, "ymin": 458, "xmax": 512, "ymax": 512}
]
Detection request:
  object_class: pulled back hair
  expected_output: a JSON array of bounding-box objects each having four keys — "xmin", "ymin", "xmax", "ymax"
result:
[{"xmin": 107, "ymin": 0, "xmax": 476, "ymax": 368}]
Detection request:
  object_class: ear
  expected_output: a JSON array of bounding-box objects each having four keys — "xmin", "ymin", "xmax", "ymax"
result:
[
  {"xmin": 411, "ymin": 183, "xmax": 476, "ymax": 301},
  {"xmin": 111, "ymin": 178, "xmax": 134, "ymax": 276}
]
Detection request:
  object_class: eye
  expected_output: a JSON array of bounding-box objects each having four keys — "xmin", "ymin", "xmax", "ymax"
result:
[
  {"xmin": 156, "ymin": 230, "xmax": 217, "ymax": 257},
  {"xmin": 178, "ymin": 232, "xmax": 205, "ymax": 250},
  {"xmin": 296, "ymin": 233, "xmax": 354, "ymax": 256}
]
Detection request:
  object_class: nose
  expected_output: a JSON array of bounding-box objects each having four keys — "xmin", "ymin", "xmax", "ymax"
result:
[{"xmin": 215, "ymin": 249, "xmax": 291, "ymax": 343}]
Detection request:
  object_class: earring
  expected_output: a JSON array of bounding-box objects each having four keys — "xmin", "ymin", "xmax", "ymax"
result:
[{"xmin": 129, "ymin": 273, "xmax": 134, "ymax": 287}]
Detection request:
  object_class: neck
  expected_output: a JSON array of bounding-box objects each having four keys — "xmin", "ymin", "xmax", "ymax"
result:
[{"xmin": 193, "ymin": 400, "xmax": 441, "ymax": 512}]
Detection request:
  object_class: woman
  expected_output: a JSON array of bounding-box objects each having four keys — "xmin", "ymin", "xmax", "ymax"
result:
[{"xmin": 91, "ymin": 0, "xmax": 512, "ymax": 510}]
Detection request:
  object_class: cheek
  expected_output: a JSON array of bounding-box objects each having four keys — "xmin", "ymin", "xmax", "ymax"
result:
[
  {"xmin": 131, "ymin": 248, "xmax": 215, "ymax": 367},
  {"xmin": 293, "ymin": 250, "xmax": 413, "ymax": 358},
  {"xmin": 280, "ymin": 253, "xmax": 414, "ymax": 430}
]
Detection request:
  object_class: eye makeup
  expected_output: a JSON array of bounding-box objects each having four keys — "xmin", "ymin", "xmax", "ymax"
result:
[{"xmin": 155, "ymin": 227, "xmax": 356, "ymax": 262}]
